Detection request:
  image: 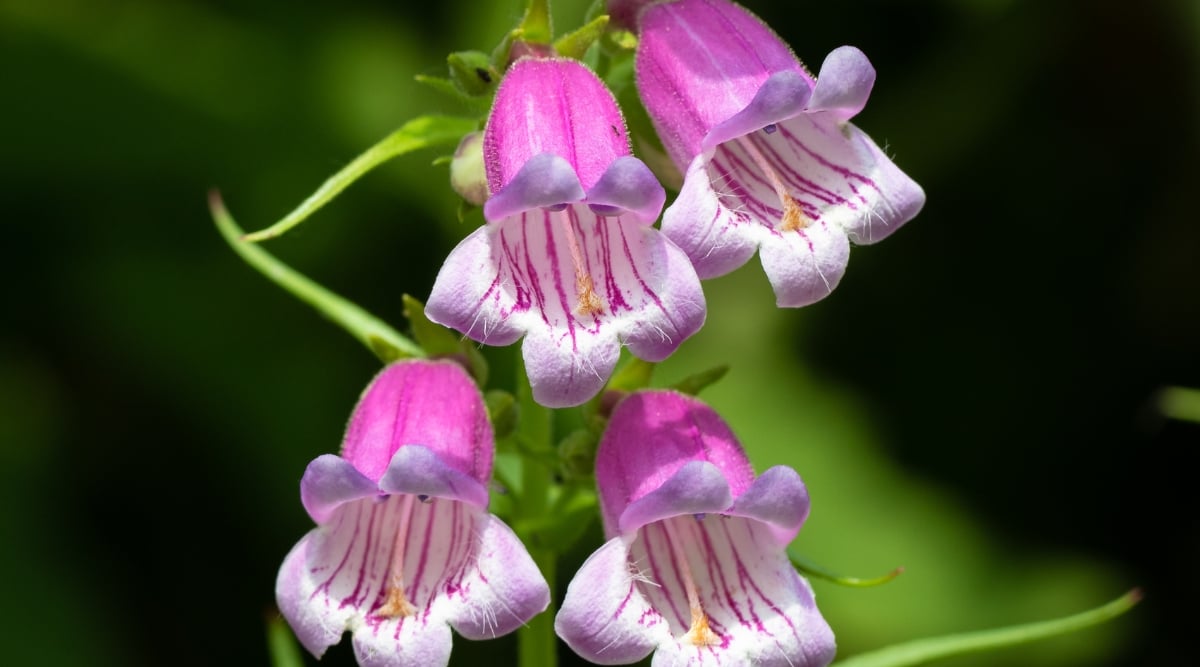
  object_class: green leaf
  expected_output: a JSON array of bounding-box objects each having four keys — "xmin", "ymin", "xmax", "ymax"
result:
[
  {"xmin": 789, "ymin": 550, "xmax": 902, "ymax": 588},
  {"xmin": 833, "ymin": 589, "xmax": 1142, "ymax": 667},
  {"xmin": 241, "ymin": 115, "xmax": 478, "ymax": 242},
  {"xmin": 1158, "ymin": 386, "xmax": 1200, "ymax": 423},
  {"xmin": 210, "ymin": 191, "xmax": 423, "ymax": 362},
  {"xmin": 266, "ymin": 615, "xmax": 304, "ymax": 667},
  {"xmin": 414, "ymin": 75, "xmax": 491, "ymax": 114},
  {"xmin": 554, "ymin": 15, "xmax": 610, "ymax": 60},
  {"xmin": 670, "ymin": 364, "xmax": 730, "ymax": 396}
]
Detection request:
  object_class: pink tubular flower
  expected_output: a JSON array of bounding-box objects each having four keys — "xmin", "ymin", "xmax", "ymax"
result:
[
  {"xmin": 555, "ymin": 391, "xmax": 836, "ymax": 666},
  {"xmin": 276, "ymin": 360, "xmax": 549, "ymax": 667},
  {"xmin": 634, "ymin": 0, "xmax": 926, "ymax": 307},
  {"xmin": 426, "ymin": 58, "xmax": 706, "ymax": 409}
]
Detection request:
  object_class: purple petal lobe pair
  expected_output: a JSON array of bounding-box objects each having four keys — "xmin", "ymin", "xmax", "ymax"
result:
[
  {"xmin": 276, "ymin": 360, "xmax": 549, "ymax": 667},
  {"xmin": 427, "ymin": 57, "xmax": 705, "ymax": 408},
  {"xmin": 555, "ymin": 391, "xmax": 836, "ymax": 666},
  {"xmin": 634, "ymin": 0, "xmax": 926, "ymax": 307}
]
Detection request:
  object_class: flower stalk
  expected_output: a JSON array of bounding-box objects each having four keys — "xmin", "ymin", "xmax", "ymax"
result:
[{"xmin": 210, "ymin": 191, "xmax": 423, "ymax": 362}]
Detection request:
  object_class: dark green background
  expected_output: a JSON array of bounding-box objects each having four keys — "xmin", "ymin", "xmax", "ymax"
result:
[{"xmin": 1, "ymin": 0, "xmax": 1196, "ymax": 665}]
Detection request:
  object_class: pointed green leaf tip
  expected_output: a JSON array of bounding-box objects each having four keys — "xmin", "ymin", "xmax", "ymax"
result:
[
  {"xmin": 789, "ymin": 550, "xmax": 903, "ymax": 588},
  {"xmin": 833, "ymin": 589, "xmax": 1143, "ymax": 667},
  {"xmin": 518, "ymin": 0, "xmax": 552, "ymax": 44},
  {"xmin": 670, "ymin": 364, "xmax": 729, "ymax": 396},
  {"xmin": 400, "ymin": 294, "xmax": 489, "ymax": 386},
  {"xmin": 240, "ymin": 115, "xmax": 478, "ymax": 242},
  {"xmin": 210, "ymin": 191, "xmax": 423, "ymax": 362},
  {"xmin": 554, "ymin": 15, "xmax": 610, "ymax": 60}
]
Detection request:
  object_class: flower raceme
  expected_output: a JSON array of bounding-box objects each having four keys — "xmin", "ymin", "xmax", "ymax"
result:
[
  {"xmin": 426, "ymin": 57, "xmax": 706, "ymax": 409},
  {"xmin": 632, "ymin": 0, "xmax": 926, "ymax": 307},
  {"xmin": 556, "ymin": 391, "xmax": 836, "ymax": 666},
  {"xmin": 275, "ymin": 360, "xmax": 549, "ymax": 667}
]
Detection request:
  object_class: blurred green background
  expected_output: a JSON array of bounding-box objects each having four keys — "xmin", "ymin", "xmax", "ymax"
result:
[{"xmin": 1, "ymin": 0, "xmax": 1196, "ymax": 665}]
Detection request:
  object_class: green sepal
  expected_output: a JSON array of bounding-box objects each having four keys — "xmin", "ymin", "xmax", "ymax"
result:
[
  {"xmin": 602, "ymin": 27, "xmax": 638, "ymax": 55},
  {"xmin": 455, "ymin": 198, "xmax": 477, "ymax": 223},
  {"xmin": 557, "ymin": 428, "xmax": 598, "ymax": 483},
  {"xmin": 413, "ymin": 75, "xmax": 493, "ymax": 115},
  {"xmin": 833, "ymin": 589, "xmax": 1142, "ymax": 667},
  {"xmin": 788, "ymin": 549, "xmax": 903, "ymax": 588},
  {"xmin": 515, "ymin": 486, "xmax": 598, "ymax": 554},
  {"xmin": 210, "ymin": 192, "xmax": 423, "ymax": 363},
  {"xmin": 553, "ymin": 15, "xmax": 610, "ymax": 60},
  {"xmin": 240, "ymin": 115, "xmax": 479, "ymax": 242},
  {"xmin": 582, "ymin": 356, "xmax": 655, "ymax": 423},
  {"xmin": 518, "ymin": 0, "xmax": 552, "ymax": 44},
  {"xmin": 486, "ymin": 389, "xmax": 518, "ymax": 440},
  {"xmin": 366, "ymin": 335, "xmax": 411, "ymax": 364},
  {"xmin": 670, "ymin": 364, "xmax": 730, "ymax": 396},
  {"xmin": 607, "ymin": 357, "xmax": 656, "ymax": 392},
  {"xmin": 448, "ymin": 50, "xmax": 500, "ymax": 97},
  {"xmin": 400, "ymin": 294, "xmax": 488, "ymax": 385}
]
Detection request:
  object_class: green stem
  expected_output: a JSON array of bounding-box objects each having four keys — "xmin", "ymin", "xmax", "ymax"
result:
[
  {"xmin": 833, "ymin": 589, "xmax": 1142, "ymax": 667},
  {"xmin": 514, "ymin": 356, "xmax": 558, "ymax": 667},
  {"xmin": 519, "ymin": 547, "xmax": 558, "ymax": 667},
  {"xmin": 789, "ymin": 550, "xmax": 903, "ymax": 588},
  {"xmin": 210, "ymin": 191, "xmax": 423, "ymax": 362},
  {"xmin": 241, "ymin": 115, "xmax": 477, "ymax": 242}
]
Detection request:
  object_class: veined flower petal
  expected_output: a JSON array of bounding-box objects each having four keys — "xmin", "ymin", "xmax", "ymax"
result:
[
  {"xmin": 559, "ymin": 390, "xmax": 835, "ymax": 666},
  {"xmin": 595, "ymin": 392, "xmax": 754, "ymax": 533},
  {"xmin": 484, "ymin": 58, "xmax": 630, "ymax": 193},
  {"xmin": 630, "ymin": 514, "xmax": 834, "ymax": 666},
  {"xmin": 703, "ymin": 71, "xmax": 812, "ymax": 151},
  {"xmin": 277, "ymin": 360, "xmax": 549, "ymax": 666},
  {"xmin": 757, "ymin": 214, "xmax": 851, "ymax": 308},
  {"xmin": 483, "ymin": 153, "xmax": 586, "ymax": 222},
  {"xmin": 635, "ymin": 0, "xmax": 807, "ymax": 167},
  {"xmin": 617, "ymin": 461, "xmax": 733, "ymax": 535},
  {"xmin": 378, "ymin": 445, "xmax": 489, "ymax": 508},
  {"xmin": 340, "ymin": 360, "xmax": 493, "ymax": 484},
  {"xmin": 586, "ymin": 156, "xmax": 667, "ymax": 223},
  {"xmin": 555, "ymin": 536, "xmax": 666, "ymax": 664},
  {"xmin": 352, "ymin": 615, "xmax": 453, "ymax": 667},
  {"xmin": 428, "ymin": 206, "xmax": 704, "ymax": 408},
  {"xmin": 727, "ymin": 466, "xmax": 811, "ymax": 547},
  {"xmin": 639, "ymin": 0, "xmax": 924, "ymax": 308},
  {"xmin": 429, "ymin": 56, "xmax": 701, "ymax": 407},
  {"xmin": 278, "ymin": 495, "xmax": 481, "ymax": 659},
  {"xmin": 806, "ymin": 46, "xmax": 876, "ymax": 120},
  {"xmin": 446, "ymin": 513, "xmax": 553, "ymax": 640},
  {"xmin": 301, "ymin": 454, "xmax": 383, "ymax": 524}
]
